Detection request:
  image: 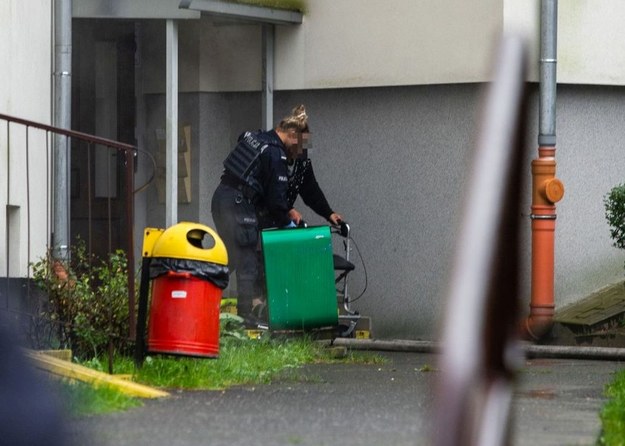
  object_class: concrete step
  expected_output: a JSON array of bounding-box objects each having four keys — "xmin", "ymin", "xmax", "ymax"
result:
[{"xmin": 544, "ymin": 280, "xmax": 625, "ymax": 347}]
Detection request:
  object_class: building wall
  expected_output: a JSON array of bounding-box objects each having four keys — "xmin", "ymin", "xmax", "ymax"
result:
[
  {"xmin": 141, "ymin": 84, "xmax": 496, "ymax": 338},
  {"xmin": 0, "ymin": 0, "xmax": 52, "ymax": 279},
  {"xmin": 142, "ymin": 0, "xmax": 503, "ymax": 94},
  {"xmin": 95, "ymin": 1, "xmax": 625, "ymax": 340},
  {"xmin": 505, "ymin": 0, "xmax": 625, "ymax": 86},
  {"xmin": 142, "ymin": 1, "xmax": 625, "ymax": 95},
  {"xmin": 7, "ymin": 1, "xmax": 625, "ymax": 339},
  {"xmin": 0, "ymin": 1, "xmax": 52, "ymax": 119},
  {"xmin": 552, "ymin": 85, "xmax": 625, "ymax": 301},
  {"xmin": 136, "ymin": 1, "xmax": 625, "ymax": 339},
  {"xmin": 140, "ymin": 81, "xmax": 625, "ymax": 339},
  {"xmin": 275, "ymin": 0, "xmax": 502, "ymax": 89},
  {"xmin": 273, "ymin": 85, "xmax": 485, "ymax": 338}
]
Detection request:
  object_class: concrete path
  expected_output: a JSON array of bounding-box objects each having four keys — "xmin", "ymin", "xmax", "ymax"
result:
[
  {"xmin": 65, "ymin": 351, "xmax": 623, "ymax": 446},
  {"xmin": 513, "ymin": 357, "xmax": 621, "ymax": 446}
]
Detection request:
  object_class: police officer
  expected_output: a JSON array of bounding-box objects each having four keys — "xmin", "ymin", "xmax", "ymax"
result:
[
  {"xmin": 282, "ymin": 125, "xmax": 343, "ymax": 227},
  {"xmin": 211, "ymin": 106, "xmax": 308, "ymax": 324}
]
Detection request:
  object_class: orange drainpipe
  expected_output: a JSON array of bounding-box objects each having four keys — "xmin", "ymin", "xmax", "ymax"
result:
[{"xmin": 523, "ymin": 146, "xmax": 564, "ymax": 340}]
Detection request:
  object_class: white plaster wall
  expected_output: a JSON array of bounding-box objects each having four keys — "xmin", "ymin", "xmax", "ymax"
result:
[
  {"xmin": 148, "ymin": 1, "xmax": 625, "ymax": 93},
  {"xmin": 0, "ymin": 0, "xmax": 52, "ymax": 277},
  {"xmin": 0, "ymin": 1, "xmax": 52, "ymax": 119},
  {"xmin": 143, "ymin": 0, "xmax": 502, "ymax": 93},
  {"xmin": 276, "ymin": 0, "xmax": 502, "ymax": 89},
  {"xmin": 505, "ymin": 0, "xmax": 625, "ymax": 86},
  {"xmin": 503, "ymin": 0, "xmax": 540, "ymax": 82}
]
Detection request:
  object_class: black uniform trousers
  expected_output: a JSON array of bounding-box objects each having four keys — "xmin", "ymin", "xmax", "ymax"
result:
[{"xmin": 211, "ymin": 183, "xmax": 262, "ymax": 316}]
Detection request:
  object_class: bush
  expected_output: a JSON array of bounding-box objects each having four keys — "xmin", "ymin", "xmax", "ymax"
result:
[
  {"xmin": 605, "ymin": 183, "xmax": 625, "ymax": 252},
  {"xmin": 30, "ymin": 240, "xmax": 134, "ymax": 360},
  {"xmin": 599, "ymin": 369, "xmax": 625, "ymax": 445}
]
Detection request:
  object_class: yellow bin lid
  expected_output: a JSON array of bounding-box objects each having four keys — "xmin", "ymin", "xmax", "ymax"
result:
[{"xmin": 148, "ymin": 222, "xmax": 228, "ymax": 265}]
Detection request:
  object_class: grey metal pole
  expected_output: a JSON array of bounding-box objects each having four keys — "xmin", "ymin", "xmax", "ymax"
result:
[
  {"xmin": 524, "ymin": 0, "xmax": 562, "ymax": 340},
  {"xmin": 166, "ymin": 19, "xmax": 179, "ymax": 228},
  {"xmin": 539, "ymin": 0, "xmax": 557, "ymax": 147},
  {"xmin": 53, "ymin": 0, "xmax": 72, "ymax": 260},
  {"xmin": 262, "ymin": 24, "xmax": 274, "ymax": 131}
]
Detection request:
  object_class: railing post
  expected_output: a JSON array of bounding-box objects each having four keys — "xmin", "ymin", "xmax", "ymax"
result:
[{"xmin": 126, "ymin": 148, "xmax": 137, "ymax": 339}]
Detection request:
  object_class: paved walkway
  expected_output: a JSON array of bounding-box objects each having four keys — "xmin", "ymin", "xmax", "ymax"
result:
[
  {"xmin": 514, "ymin": 356, "xmax": 621, "ymax": 446},
  {"xmin": 63, "ymin": 350, "xmax": 624, "ymax": 446}
]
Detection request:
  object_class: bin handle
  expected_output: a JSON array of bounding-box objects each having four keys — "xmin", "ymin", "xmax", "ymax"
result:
[{"xmin": 166, "ymin": 271, "xmax": 192, "ymax": 279}]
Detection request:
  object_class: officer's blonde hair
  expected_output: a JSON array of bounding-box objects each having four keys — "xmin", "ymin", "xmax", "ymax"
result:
[{"xmin": 278, "ymin": 105, "xmax": 309, "ymax": 132}]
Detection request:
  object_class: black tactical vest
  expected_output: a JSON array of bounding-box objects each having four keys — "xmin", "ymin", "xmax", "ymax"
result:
[{"xmin": 223, "ymin": 131, "xmax": 268, "ymax": 196}]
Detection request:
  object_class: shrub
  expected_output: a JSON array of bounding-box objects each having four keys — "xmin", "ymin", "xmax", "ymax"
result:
[
  {"xmin": 598, "ymin": 369, "xmax": 625, "ymax": 445},
  {"xmin": 30, "ymin": 240, "xmax": 133, "ymax": 360},
  {"xmin": 605, "ymin": 183, "xmax": 625, "ymax": 253}
]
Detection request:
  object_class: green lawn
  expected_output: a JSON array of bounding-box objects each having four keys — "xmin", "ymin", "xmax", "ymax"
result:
[
  {"xmin": 59, "ymin": 380, "xmax": 142, "ymax": 416},
  {"xmin": 64, "ymin": 337, "xmax": 384, "ymax": 416},
  {"xmin": 599, "ymin": 369, "xmax": 625, "ymax": 445}
]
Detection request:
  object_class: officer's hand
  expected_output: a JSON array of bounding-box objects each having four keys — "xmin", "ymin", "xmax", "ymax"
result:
[
  {"xmin": 329, "ymin": 213, "xmax": 343, "ymax": 225},
  {"xmin": 288, "ymin": 208, "xmax": 303, "ymax": 224}
]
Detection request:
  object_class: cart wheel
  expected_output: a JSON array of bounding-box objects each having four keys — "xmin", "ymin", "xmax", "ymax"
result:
[{"xmin": 337, "ymin": 324, "xmax": 354, "ymax": 338}]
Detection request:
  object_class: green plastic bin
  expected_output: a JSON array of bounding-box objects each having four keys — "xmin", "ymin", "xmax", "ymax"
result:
[{"xmin": 261, "ymin": 225, "xmax": 338, "ymax": 330}]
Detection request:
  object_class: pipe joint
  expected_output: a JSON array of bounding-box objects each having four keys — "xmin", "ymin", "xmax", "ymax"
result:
[
  {"xmin": 538, "ymin": 134, "xmax": 556, "ymax": 146},
  {"xmin": 532, "ymin": 155, "xmax": 564, "ymax": 205},
  {"xmin": 541, "ymin": 178, "xmax": 565, "ymax": 204},
  {"xmin": 522, "ymin": 313, "xmax": 555, "ymax": 341},
  {"xmin": 530, "ymin": 214, "xmax": 556, "ymax": 220},
  {"xmin": 522, "ymin": 303, "xmax": 555, "ymax": 340}
]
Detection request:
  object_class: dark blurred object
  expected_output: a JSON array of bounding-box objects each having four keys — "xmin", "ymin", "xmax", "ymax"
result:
[
  {"xmin": 0, "ymin": 319, "xmax": 67, "ymax": 446},
  {"xmin": 434, "ymin": 36, "xmax": 527, "ymax": 446}
]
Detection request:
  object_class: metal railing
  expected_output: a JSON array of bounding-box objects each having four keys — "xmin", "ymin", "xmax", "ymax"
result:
[{"xmin": 0, "ymin": 112, "xmax": 137, "ymax": 343}]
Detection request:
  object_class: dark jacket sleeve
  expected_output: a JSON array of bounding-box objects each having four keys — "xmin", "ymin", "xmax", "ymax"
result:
[
  {"xmin": 258, "ymin": 144, "xmax": 291, "ymax": 227},
  {"xmin": 299, "ymin": 161, "xmax": 334, "ymax": 220}
]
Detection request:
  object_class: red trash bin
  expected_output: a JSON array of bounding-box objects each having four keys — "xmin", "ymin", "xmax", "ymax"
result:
[
  {"xmin": 148, "ymin": 271, "xmax": 222, "ymax": 357},
  {"xmin": 144, "ymin": 222, "xmax": 229, "ymax": 358}
]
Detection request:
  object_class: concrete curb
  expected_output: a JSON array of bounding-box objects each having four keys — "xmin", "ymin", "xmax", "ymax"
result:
[
  {"xmin": 332, "ymin": 338, "xmax": 625, "ymax": 361},
  {"xmin": 25, "ymin": 350, "xmax": 170, "ymax": 399}
]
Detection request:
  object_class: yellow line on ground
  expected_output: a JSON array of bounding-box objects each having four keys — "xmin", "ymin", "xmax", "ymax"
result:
[{"xmin": 24, "ymin": 350, "xmax": 170, "ymax": 399}]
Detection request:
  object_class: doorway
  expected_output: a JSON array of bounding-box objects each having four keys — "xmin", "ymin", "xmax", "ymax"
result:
[{"xmin": 71, "ymin": 20, "xmax": 136, "ymax": 259}]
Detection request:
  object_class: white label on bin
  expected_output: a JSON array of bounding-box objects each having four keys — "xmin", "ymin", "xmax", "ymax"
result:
[{"xmin": 171, "ymin": 290, "xmax": 187, "ymax": 299}]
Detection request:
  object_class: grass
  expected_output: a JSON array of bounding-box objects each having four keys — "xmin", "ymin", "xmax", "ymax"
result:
[
  {"xmin": 125, "ymin": 338, "xmax": 384, "ymax": 389},
  {"xmin": 598, "ymin": 369, "xmax": 625, "ymax": 445},
  {"xmin": 66, "ymin": 337, "xmax": 385, "ymax": 415},
  {"xmin": 58, "ymin": 380, "xmax": 142, "ymax": 416}
]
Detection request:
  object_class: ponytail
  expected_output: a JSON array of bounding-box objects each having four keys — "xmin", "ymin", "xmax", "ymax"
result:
[{"xmin": 277, "ymin": 104, "xmax": 309, "ymax": 132}]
